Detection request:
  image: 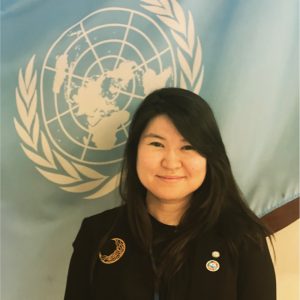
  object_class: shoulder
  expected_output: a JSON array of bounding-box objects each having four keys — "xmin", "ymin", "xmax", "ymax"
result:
[
  {"xmin": 83, "ymin": 205, "xmax": 124, "ymax": 227},
  {"xmin": 208, "ymin": 211, "xmax": 273, "ymax": 265},
  {"xmin": 73, "ymin": 206, "xmax": 126, "ymax": 247},
  {"xmin": 217, "ymin": 208, "xmax": 269, "ymax": 241}
]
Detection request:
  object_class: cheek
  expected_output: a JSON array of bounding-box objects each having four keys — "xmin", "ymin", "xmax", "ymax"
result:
[
  {"xmin": 188, "ymin": 157, "xmax": 207, "ymax": 180},
  {"xmin": 136, "ymin": 147, "xmax": 155, "ymax": 179},
  {"xmin": 136, "ymin": 151, "xmax": 144, "ymax": 179}
]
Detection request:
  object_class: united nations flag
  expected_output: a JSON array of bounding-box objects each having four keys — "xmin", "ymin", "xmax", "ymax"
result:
[{"xmin": 13, "ymin": 4, "xmax": 203, "ymax": 200}]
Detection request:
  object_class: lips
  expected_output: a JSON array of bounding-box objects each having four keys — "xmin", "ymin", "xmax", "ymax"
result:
[{"xmin": 156, "ymin": 175, "xmax": 185, "ymax": 182}]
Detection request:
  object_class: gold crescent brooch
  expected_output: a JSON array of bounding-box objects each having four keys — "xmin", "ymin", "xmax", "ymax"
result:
[{"xmin": 99, "ymin": 238, "xmax": 126, "ymax": 264}]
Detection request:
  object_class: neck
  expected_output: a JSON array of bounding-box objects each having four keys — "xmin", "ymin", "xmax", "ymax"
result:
[{"xmin": 146, "ymin": 193, "xmax": 189, "ymax": 226}]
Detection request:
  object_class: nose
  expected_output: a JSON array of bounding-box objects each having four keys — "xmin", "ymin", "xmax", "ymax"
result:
[{"xmin": 161, "ymin": 150, "xmax": 182, "ymax": 170}]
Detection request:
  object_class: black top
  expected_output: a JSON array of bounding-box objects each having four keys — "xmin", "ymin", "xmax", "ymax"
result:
[
  {"xmin": 150, "ymin": 214, "xmax": 184, "ymax": 299},
  {"xmin": 64, "ymin": 206, "xmax": 276, "ymax": 300}
]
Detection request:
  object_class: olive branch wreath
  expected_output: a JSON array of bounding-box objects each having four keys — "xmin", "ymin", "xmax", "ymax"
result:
[
  {"xmin": 141, "ymin": 0, "xmax": 204, "ymax": 92},
  {"xmin": 14, "ymin": 0, "xmax": 204, "ymax": 199},
  {"xmin": 14, "ymin": 57, "xmax": 114, "ymax": 199}
]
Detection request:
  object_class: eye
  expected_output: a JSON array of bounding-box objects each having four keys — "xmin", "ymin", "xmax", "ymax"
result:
[
  {"xmin": 149, "ymin": 141, "xmax": 164, "ymax": 148},
  {"xmin": 181, "ymin": 144, "xmax": 195, "ymax": 151}
]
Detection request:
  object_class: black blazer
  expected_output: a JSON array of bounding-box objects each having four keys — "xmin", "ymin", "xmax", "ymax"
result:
[{"xmin": 64, "ymin": 207, "xmax": 276, "ymax": 300}]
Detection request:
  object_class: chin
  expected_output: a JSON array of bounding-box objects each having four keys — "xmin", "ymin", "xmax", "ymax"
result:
[{"xmin": 152, "ymin": 194, "xmax": 190, "ymax": 203}]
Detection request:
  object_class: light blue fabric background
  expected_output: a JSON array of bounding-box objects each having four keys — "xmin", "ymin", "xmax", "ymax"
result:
[{"xmin": 1, "ymin": 0, "xmax": 299, "ymax": 299}]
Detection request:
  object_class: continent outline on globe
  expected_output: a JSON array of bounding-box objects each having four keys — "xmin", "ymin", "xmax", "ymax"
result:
[{"xmin": 40, "ymin": 7, "xmax": 176, "ymax": 165}]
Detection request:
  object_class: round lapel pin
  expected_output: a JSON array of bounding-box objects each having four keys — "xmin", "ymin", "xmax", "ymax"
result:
[
  {"xmin": 206, "ymin": 259, "xmax": 220, "ymax": 272},
  {"xmin": 212, "ymin": 251, "xmax": 220, "ymax": 258}
]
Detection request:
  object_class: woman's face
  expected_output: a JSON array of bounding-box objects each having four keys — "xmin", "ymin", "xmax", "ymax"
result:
[{"xmin": 136, "ymin": 115, "xmax": 207, "ymax": 205}]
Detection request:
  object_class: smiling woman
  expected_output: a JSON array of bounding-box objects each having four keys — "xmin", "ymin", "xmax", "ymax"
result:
[{"xmin": 64, "ymin": 88, "xmax": 276, "ymax": 300}]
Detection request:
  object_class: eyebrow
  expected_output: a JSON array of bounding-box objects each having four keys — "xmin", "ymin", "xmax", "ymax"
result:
[
  {"xmin": 142, "ymin": 133, "xmax": 166, "ymax": 140},
  {"xmin": 142, "ymin": 133, "xmax": 188, "ymax": 142}
]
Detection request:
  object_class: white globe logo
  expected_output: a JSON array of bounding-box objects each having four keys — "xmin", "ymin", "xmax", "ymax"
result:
[
  {"xmin": 15, "ymin": 2, "xmax": 203, "ymax": 198},
  {"xmin": 40, "ymin": 8, "xmax": 176, "ymax": 165}
]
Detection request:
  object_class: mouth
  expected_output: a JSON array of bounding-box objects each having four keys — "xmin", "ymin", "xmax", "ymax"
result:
[{"xmin": 156, "ymin": 175, "xmax": 185, "ymax": 182}]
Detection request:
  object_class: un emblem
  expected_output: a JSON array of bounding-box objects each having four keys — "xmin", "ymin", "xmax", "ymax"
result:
[{"xmin": 14, "ymin": 1, "xmax": 204, "ymax": 199}]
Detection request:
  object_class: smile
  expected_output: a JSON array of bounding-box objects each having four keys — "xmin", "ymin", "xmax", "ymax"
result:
[{"xmin": 156, "ymin": 175, "xmax": 185, "ymax": 182}]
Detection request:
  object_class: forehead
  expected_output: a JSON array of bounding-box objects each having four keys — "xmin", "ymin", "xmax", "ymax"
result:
[{"xmin": 141, "ymin": 115, "xmax": 183, "ymax": 138}]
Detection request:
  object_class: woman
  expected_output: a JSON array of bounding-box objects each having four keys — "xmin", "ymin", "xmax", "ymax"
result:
[{"xmin": 64, "ymin": 88, "xmax": 276, "ymax": 300}]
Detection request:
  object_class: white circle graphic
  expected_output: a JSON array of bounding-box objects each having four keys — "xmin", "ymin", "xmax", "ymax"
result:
[
  {"xmin": 40, "ymin": 8, "xmax": 176, "ymax": 165},
  {"xmin": 15, "ymin": 3, "xmax": 203, "ymax": 199}
]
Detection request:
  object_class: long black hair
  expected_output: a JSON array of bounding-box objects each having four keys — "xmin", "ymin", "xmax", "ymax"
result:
[{"xmin": 119, "ymin": 87, "xmax": 272, "ymax": 285}]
